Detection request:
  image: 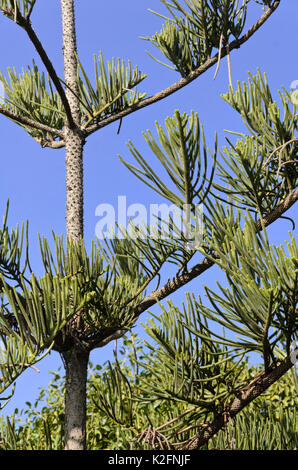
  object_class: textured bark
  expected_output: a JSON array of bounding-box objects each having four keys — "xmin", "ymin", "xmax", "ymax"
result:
[
  {"xmin": 61, "ymin": 0, "xmax": 87, "ymax": 451},
  {"xmin": 62, "ymin": 348, "xmax": 90, "ymax": 450},
  {"xmin": 64, "ymin": 125, "xmax": 84, "ymax": 240},
  {"xmin": 61, "ymin": 0, "xmax": 84, "ymax": 240}
]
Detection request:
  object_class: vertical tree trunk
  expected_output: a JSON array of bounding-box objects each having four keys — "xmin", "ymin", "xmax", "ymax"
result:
[
  {"xmin": 62, "ymin": 348, "xmax": 90, "ymax": 450},
  {"xmin": 61, "ymin": 0, "xmax": 84, "ymax": 240},
  {"xmin": 60, "ymin": 0, "xmax": 87, "ymax": 450}
]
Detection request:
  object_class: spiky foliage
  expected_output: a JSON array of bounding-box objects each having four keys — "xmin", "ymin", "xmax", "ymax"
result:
[
  {"xmin": 119, "ymin": 110, "xmax": 216, "ymax": 255},
  {"xmin": 85, "ymin": 271, "xmax": 297, "ymax": 450},
  {"xmin": 220, "ymin": 70, "xmax": 298, "ymax": 202},
  {"xmin": 0, "ymin": 63, "xmax": 65, "ymax": 142},
  {"xmin": 0, "ymin": 203, "xmax": 81, "ymax": 396},
  {"xmin": 142, "ymin": 0, "xmax": 247, "ymax": 76},
  {"xmin": 75, "ymin": 53, "xmax": 147, "ymax": 129},
  {"xmin": 0, "ymin": 54, "xmax": 146, "ymax": 146},
  {"xmin": 198, "ymin": 222, "xmax": 298, "ymax": 366},
  {"xmin": 120, "ymin": 110, "xmax": 217, "ymax": 209},
  {"xmin": 113, "ymin": 66, "xmax": 297, "ymax": 448},
  {"xmin": 0, "ymin": 0, "xmax": 36, "ymax": 22},
  {"xmin": 0, "ymin": 0, "xmax": 296, "ymax": 451},
  {"xmin": 0, "ymin": 335, "xmax": 296, "ymax": 450}
]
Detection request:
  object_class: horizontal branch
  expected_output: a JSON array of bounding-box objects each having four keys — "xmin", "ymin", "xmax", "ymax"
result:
[
  {"xmin": 88, "ymin": 186, "xmax": 298, "ymax": 350},
  {"xmin": 182, "ymin": 354, "xmax": 294, "ymax": 449},
  {"xmin": 84, "ymin": 1, "xmax": 280, "ymax": 137},
  {"xmin": 0, "ymin": 107, "xmax": 64, "ymax": 138}
]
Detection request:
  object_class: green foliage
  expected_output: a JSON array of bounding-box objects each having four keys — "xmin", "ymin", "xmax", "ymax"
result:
[
  {"xmin": 0, "ymin": 201, "xmax": 30, "ymax": 284},
  {"xmin": 197, "ymin": 220, "xmax": 298, "ymax": 366},
  {"xmin": 119, "ymin": 110, "xmax": 217, "ymax": 209},
  {"xmin": 0, "ymin": 0, "xmax": 296, "ymax": 452},
  {"xmin": 0, "ymin": 196, "xmax": 197, "ymax": 399},
  {"xmin": 0, "ymin": 54, "xmax": 146, "ymax": 144},
  {"xmin": 131, "ymin": 251, "xmax": 296, "ymax": 424},
  {"xmin": 74, "ymin": 52, "xmax": 146, "ymax": 129},
  {"xmin": 220, "ymin": 70, "xmax": 298, "ymax": 203},
  {"xmin": 207, "ymin": 406, "xmax": 297, "ymax": 450},
  {"xmin": 142, "ymin": 0, "xmax": 248, "ymax": 76},
  {"xmin": 137, "ymin": 298, "xmax": 246, "ymax": 414},
  {"xmin": 0, "ymin": 336, "xmax": 296, "ymax": 450},
  {"xmin": 31, "ymin": 220, "xmax": 198, "ymax": 344},
  {"xmin": 0, "ymin": 63, "xmax": 65, "ymax": 144},
  {"xmin": 0, "ymin": 0, "xmax": 36, "ymax": 22},
  {"xmin": 1, "ymin": 61, "xmax": 296, "ymax": 443},
  {"xmin": 0, "ymin": 368, "xmax": 66, "ymax": 450},
  {"xmin": 222, "ymin": 70, "xmax": 297, "ymax": 149},
  {"xmin": 0, "ymin": 202, "xmax": 77, "ymax": 395}
]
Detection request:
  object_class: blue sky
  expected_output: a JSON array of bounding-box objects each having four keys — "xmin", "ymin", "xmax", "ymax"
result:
[{"xmin": 0, "ymin": 1, "xmax": 297, "ymax": 417}]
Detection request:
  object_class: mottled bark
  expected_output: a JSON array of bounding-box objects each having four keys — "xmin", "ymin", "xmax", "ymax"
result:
[
  {"xmin": 61, "ymin": 0, "xmax": 87, "ymax": 451},
  {"xmin": 61, "ymin": 0, "xmax": 84, "ymax": 241},
  {"xmin": 62, "ymin": 348, "xmax": 90, "ymax": 450},
  {"xmin": 64, "ymin": 125, "xmax": 84, "ymax": 240}
]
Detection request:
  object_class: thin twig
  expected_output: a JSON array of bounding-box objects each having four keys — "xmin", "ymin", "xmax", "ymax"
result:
[
  {"xmin": 213, "ymin": 33, "xmax": 223, "ymax": 80},
  {"xmin": 155, "ymin": 406, "xmax": 197, "ymax": 432},
  {"xmin": 226, "ymin": 42, "xmax": 233, "ymax": 93},
  {"xmin": 262, "ymin": 138, "xmax": 298, "ymax": 168},
  {"xmin": 2, "ymin": 363, "xmax": 40, "ymax": 372},
  {"xmin": 22, "ymin": 363, "xmax": 40, "ymax": 373},
  {"xmin": 26, "ymin": 0, "xmax": 36, "ymax": 20}
]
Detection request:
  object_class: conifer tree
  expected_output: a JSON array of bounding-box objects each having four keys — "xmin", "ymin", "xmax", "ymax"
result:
[{"xmin": 0, "ymin": 0, "xmax": 297, "ymax": 450}]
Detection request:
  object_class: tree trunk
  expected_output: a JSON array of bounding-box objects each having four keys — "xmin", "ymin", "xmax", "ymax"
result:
[
  {"xmin": 62, "ymin": 348, "xmax": 90, "ymax": 450},
  {"xmin": 61, "ymin": 0, "xmax": 84, "ymax": 240},
  {"xmin": 60, "ymin": 0, "xmax": 87, "ymax": 450}
]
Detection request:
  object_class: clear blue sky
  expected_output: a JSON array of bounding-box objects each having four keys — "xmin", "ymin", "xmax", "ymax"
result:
[{"xmin": 0, "ymin": 1, "xmax": 297, "ymax": 417}]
